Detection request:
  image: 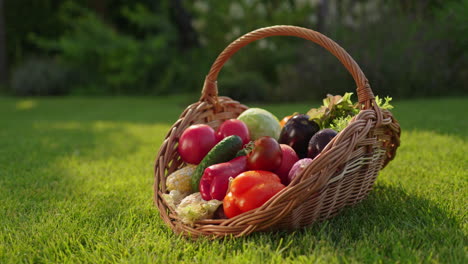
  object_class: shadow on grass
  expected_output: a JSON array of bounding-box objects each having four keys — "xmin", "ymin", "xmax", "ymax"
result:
[
  {"xmin": 238, "ymin": 183, "xmax": 466, "ymax": 262},
  {"xmin": 0, "ymin": 120, "xmax": 159, "ymax": 212},
  {"xmin": 0, "ymin": 97, "xmax": 176, "ymax": 238},
  {"xmin": 0, "ymin": 117, "xmax": 168, "ymax": 263}
]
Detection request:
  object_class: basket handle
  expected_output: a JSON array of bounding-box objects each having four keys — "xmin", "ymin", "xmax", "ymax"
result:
[{"xmin": 201, "ymin": 25, "xmax": 375, "ymax": 107}]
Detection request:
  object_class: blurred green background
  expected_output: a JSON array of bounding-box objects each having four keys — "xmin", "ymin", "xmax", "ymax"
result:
[{"xmin": 0, "ymin": 0, "xmax": 467, "ymax": 101}]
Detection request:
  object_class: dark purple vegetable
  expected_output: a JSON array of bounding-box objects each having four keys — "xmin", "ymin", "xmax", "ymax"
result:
[
  {"xmin": 307, "ymin": 129, "xmax": 338, "ymax": 159},
  {"xmin": 278, "ymin": 114, "xmax": 320, "ymax": 158}
]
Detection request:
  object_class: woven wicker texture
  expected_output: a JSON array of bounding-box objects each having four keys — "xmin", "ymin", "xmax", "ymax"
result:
[{"xmin": 154, "ymin": 25, "xmax": 400, "ymax": 238}]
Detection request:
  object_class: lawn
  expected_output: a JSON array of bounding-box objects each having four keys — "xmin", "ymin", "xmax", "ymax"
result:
[{"xmin": 0, "ymin": 95, "xmax": 466, "ymax": 263}]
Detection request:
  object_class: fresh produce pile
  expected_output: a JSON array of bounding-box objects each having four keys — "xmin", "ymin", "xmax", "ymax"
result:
[{"xmin": 162, "ymin": 93, "xmax": 393, "ymax": 225}]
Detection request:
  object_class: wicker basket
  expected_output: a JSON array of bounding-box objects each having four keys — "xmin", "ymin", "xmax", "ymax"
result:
[{"xmin": 154, "ymin": 25, "xmax": 400, "ymax": 238}]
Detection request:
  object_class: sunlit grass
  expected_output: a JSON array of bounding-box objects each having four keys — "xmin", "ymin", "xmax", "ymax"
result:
[
  {"xmin": 0, "ymin": 96, "xmax": 466, "ymax": 263},
  {"xmin": 15, "ymin": 99, "xmax": 37, "ymax": 110}
]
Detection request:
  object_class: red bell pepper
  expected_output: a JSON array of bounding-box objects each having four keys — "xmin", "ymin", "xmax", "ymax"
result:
[
  {"xmin": 199, "ymin": 156, "xmax": 247, "ymax": 201},
  {"xmin": 223, "ymin": 170, "xmax": 285, "ymax": 218}
]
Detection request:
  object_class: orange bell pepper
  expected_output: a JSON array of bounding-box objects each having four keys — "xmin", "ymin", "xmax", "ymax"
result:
[{"xmin": 223, "ymin": 170, "xmax": 285, "ymax": 218}]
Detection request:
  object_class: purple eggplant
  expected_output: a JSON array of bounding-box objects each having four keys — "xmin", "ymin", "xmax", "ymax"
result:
[
  {"xmin": 307, "ymin": 129, "xmax": 338, "ymax": 159},
  {"xmin": 279, "ymin": 114, "xmax": 320, "ymax": 159}
]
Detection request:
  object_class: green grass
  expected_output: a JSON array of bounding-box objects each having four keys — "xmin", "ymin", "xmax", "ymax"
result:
[{"xmin": 0, "ymin": 95, "xmax": 466, "ymax": 263}]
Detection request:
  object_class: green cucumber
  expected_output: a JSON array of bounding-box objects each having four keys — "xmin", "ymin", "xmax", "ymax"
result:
[
  {"xmin": 235, "ymin": 141, "xmax": 254, "ymax": 157},
  {"xmin": 191, "ymin": 135, "xmax": 243, "ymax": 192}
]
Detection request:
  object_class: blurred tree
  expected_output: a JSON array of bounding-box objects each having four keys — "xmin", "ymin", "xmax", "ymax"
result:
[
  {"xmin": 88, "ymin": 0, "xmax": 110, "ymax": 21},
  {"xmin": 0, "ymin": 0, "xmax": 7, "ymax": 85},
  {"xmin": 170, "ymin": 0, "xmax": 199, "ymax": 50},
  {"xmin": 4, "ymin": 0, "xmax": 68, "ymax": 67},
  {"xmin": 188, "ymin": 0, "xmax": 317, "ymax": 100},
  {"xmin": 389, "ymin": 0, "xmax": 456, "ymax": 17},
  {"xmin": 317, "ymin": 0, "xmax": 329, "ymax": 33},
  {"xmin": 5, "ymin": 0, "xmax": 466, "ymax": 98}
]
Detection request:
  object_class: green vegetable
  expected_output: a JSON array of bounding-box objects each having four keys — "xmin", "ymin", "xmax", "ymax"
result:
[
  {"xmin": 191, "ymin": 135, "xmax": 243, "ymax": 191},
  {"xmin": 330, "ymin": 115, "xmax": 354, "ymax": 132},
  {"xmin": 375, "ymin": 95, "xmax": 394, "ymax": 110},
  {"xmin": 307, "ymin": 93, "xmax": 394, "ymax": 132},
  {"xmin": 235, "ymin": 141, "xmax": 254, "ymax": 157},
  {"xmin": 237, "ymin": 108, "xmax": 282, "ymax": 140},
  {"xmin": 307, "ymin": 92, "xmax": 359, "ymax": 129},
  {"xmin": 176, "ymin": 192, "xmax": 222, "ymax": 225}
]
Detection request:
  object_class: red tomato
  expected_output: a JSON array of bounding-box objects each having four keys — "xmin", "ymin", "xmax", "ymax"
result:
[
  {"xmin": 274, "ymin": 144, "xmax": 300, "ymax": 185},
  {"xmin": 216, "ymin": 119, "xmax": 250, "ymax": 145},
  {"xmin": 223, "ymin": 170, "xmax": 285, "ymax": 218},
  {"xmin": 178, "ymin": 124, "xmax": 216, "ymax": 164},
  {"xmin": 247, "ymin": 136, "xmax": 282, "ymax": 171}
]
